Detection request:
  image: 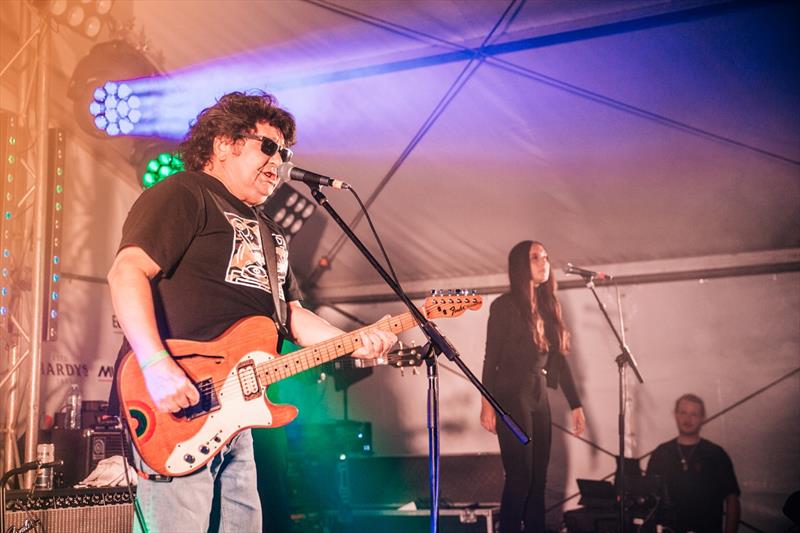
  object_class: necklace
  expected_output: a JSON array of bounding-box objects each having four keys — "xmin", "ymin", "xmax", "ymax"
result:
[{"xmin": 676, "ymin": 441, "xmax": 699, "ymax": 471}]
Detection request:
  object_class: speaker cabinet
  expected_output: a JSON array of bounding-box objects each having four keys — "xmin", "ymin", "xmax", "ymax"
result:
[
  {"xmin": 49, "ymin": 429, "xmax": 128, "ymax": 487},
  {"xmin": 288, "ymin": 453, "xmax": 504, "ymax": 512}
]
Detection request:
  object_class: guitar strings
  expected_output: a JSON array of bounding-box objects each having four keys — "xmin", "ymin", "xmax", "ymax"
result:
[
  {"xmin": 184, "ymin": 297, "xmax": 476, "ymax": 403},
  {"xmin": 186, "ymin": 313, "xmax": 416, "ymax": 402},
  {"xmin": 189, "ymin": 295, "xmax": 477, "ymax": 400}
]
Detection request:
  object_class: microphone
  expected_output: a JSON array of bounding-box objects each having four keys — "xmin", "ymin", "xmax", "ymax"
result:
[
  {"xmin": 277, "ymin": 162, "xmax": 350, "ymax": 190},
  {"xmin": 564, "ymin": 263, "xmax": 613, "ymax": 281}
]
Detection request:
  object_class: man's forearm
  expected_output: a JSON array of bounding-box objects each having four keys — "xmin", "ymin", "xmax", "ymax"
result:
[
  {"xmin": 108, "ymin": 252, "xmax": 164, "ymax": 363},
  {"xmin": 724, "ymin": 494, "xmax": 740, "ymax": 533},
  {"xmin": 287, "ymin": 303, "xmax": 345, "ymax": 347}
]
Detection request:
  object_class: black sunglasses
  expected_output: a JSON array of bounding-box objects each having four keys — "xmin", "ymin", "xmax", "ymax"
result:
[{"xmin": 241, "ymin": 133, "xmax": 293, "ymax": 162}]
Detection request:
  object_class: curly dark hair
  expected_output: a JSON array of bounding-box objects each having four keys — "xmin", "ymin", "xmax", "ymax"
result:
[
  {"xmin": 179, "ymin": 91, "xmax": 297, "ymax": 172},
  {"xmin": 508, "ymin": 240, "xmax": 570, "ymax": 356}
]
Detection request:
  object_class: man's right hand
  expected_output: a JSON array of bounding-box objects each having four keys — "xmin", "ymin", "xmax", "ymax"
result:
[{"xmin": 142, "ymin": 357, "xmax": 201, "ymax": 413}]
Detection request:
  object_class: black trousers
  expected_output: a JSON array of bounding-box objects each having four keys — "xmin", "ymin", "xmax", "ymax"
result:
[{"xmin": 496, "ymin": 379, "xmax": 552, "ymax": 533}]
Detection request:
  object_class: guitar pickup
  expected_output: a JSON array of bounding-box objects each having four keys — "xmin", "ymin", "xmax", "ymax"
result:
[
  {"xmin": 179, "ymin": 378, "xmax": 220, "ymax": 420},
  {"xmin": 237, "ymin": 359, "xmax": 262, "ymax": 401}
]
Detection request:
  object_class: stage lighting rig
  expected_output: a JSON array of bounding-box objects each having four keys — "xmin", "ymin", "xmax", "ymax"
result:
[
  {"xmin": 30, "ymin": 0, "xmax": 115, "ymax": 40},
  {"xmin": 130, "ymin": 140, "xmax": 184, "ymax": 190},
  {"xmin": 43, "ymin": 128, "xmax": 65, "ymax": 341},
  {"xmin": 0, "ymin": 112, "xmax": 21, "ymax": 332},
  {"xmin": 67, "ymin": 39, "xmax": 159, "ymax": 139},
  {"xmin": 88, "ymin": 80, "xmax": 143, "ymax": 136},
  {"xmin": 260, "ymin": 185, "xmax": 316, "ymax": 241}
]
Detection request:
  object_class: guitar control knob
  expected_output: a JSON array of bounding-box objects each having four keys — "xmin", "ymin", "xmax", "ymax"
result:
[
  {"xmin": 213, "ymin": 435, "xmax": 222, "ymax": 443},
  {"xmin": 184, "ymin": 454, "xmax": 196, "ymax": 464},
  {"xmin": 199, "ymin": 445, "xmax": 210, "ymax": 454}
]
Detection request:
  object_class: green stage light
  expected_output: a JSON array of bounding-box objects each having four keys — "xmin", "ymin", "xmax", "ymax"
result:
[{"xmin": 141, "ymin": 152, "xmax": 184, "ymax": 189}]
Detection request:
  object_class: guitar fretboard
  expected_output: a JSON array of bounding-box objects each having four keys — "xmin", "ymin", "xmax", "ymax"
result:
[{"xmin": 256, "ymin": 311, "xmax": 420, "ymax": 385}]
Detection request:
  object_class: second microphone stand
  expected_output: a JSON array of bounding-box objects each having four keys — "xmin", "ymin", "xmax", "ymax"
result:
[
  {"xmin": 578, "ymin": 275, "xmax": 644, "ymax": 531},
  {"xmin": 306, "ymin": 185, "xmax": 529, "ymax": 533}
]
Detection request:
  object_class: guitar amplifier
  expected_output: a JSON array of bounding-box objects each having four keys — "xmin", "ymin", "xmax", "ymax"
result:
[
  {"xmin": 49, "ymin": 429, "xmax": 129, "ymax": 487},
  {"xmin": 4, "ymin": 486, "xmax": 134, "ymax": 533}
]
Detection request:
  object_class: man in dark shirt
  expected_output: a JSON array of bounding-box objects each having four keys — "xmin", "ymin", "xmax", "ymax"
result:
[
  {"xmin": 647, "ymin": 393, "xmax": 741, "ymax": 533},
  {"xmin": 107, "ymin": 91, "xmax": 396, "ymax": 532}
]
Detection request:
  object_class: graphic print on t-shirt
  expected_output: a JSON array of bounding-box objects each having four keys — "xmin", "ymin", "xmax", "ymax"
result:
[{"xmin": 223, "ymin": 212, "xmax": 287, "ymax": 300}]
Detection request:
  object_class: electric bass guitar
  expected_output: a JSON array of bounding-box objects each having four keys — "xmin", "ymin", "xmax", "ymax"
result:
[{"xmin": 117, "ymin": 292, "xmax": 482, "ymax": 476}]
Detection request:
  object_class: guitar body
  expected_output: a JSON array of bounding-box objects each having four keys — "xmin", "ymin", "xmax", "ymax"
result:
[
  {"xmin": 117, "ymin": 316, "xmax": 298, "ymax": 477},
  {"xmin": 116, "ymin": 292, "xmax": 482, "ymax": 477}
]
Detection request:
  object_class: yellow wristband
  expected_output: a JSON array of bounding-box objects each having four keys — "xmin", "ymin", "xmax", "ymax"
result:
[{"xmin": 140, "ymin": 349, "xmax": 169, "ymax": 370}]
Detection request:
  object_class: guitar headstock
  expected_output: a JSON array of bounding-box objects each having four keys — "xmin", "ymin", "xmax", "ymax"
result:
[
  {"xmin": 385, "ymin": 345, "xmax": 426, "ymax": 368},
  {"xmin": 423, "ymin": 289, "xmax": 482, "ymax": 319},
  {"xmin": 329, "ymin": 345, "xmax": 426, "ymax": 370}
]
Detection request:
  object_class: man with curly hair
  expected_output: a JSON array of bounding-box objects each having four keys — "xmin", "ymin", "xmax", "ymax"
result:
[{"xmin": 107, "ymin": 91, "xmax": 396, "ymax": 532}]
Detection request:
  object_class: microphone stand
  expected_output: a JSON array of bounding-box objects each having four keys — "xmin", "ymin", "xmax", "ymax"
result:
[
  {"xmin": 1, "ymin": 460, "xmax": 63, "ymax": 533},
  {"xmin": 305, "ymin": 185, "xmax": 529, "ymax": 533},
  {"xmin": 577, "ymin": 275, "xmax": 643, "ymax": 531}
]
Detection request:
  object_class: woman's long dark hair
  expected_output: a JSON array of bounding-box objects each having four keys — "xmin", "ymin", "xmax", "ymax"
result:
[{"xmin": 508, "ymin": 240, "xmax": 570, "ymax": 355}]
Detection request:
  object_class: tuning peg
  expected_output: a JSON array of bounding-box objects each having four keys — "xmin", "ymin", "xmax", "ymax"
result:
[
  {"xmin": 412, "ymin": 368, "xmax": 419, "ymax": 376},
  {"xmin": 400, "ymin": 368, "xmax": 405, "ymax": 377}
]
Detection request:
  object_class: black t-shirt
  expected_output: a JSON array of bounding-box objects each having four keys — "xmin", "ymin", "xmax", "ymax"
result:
[
  {"xmin": 646, "ymin": 438, "xmax": 740, "ymax": 533},
  {"xmin": 108, "ymin": 171, "xmax": 302, "ymax": 412}
]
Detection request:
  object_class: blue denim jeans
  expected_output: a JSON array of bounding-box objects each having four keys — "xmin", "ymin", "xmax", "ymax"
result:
[{"xmin": 131, "ymin": 430, "xmax": 262, "ymax": 533}]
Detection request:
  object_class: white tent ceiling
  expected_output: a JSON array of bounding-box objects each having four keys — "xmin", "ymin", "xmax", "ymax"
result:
[{"xmin": 2, "ymin": 0, "xmax": 798, "ymax": 300}]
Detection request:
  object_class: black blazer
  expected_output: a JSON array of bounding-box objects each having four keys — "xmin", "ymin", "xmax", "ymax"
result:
[{"xmin": 481, "ymin": 293, "xmax": 582, "ymax": 418}]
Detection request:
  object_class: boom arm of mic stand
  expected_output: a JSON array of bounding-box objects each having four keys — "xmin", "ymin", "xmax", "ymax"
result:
[
  {"xmin": 584, "ymin": 279, "xmax": 644, "ymax": 383},
  {"xmin": 305, "ymin": 185, "xmax": 529, "ymax": 444}
]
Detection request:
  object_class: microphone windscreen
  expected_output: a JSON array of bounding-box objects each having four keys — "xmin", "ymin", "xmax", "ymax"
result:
[{"xmin": 277, "ymin": 162, "xmax": 294, "ymax": 183}]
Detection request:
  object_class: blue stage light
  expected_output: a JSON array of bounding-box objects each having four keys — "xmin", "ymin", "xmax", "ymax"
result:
[
  {"xmin": 89, "ymin": 81, "xmax": 143, "ymax": 136},
  {"xmin": 119, "ymin": 119, "xmax": 134, "ymax": 134},
  {"xmin": 68, "ymin": 40, "xmax": 159, "ymax": 139},
  {"xmin": 94, "ymin": 115, "xmax": 108, "ymax": 130},
  {"xmin": 88, "ymin": 101, "xmax": 104, "ymax": 115}
]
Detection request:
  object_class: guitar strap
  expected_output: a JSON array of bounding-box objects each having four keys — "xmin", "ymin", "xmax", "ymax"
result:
[
  {"xmin": 207, "ymin": 191, "xmax": 289, "ymax": 339},
  {"xmin": 254, "ymin": 209, "xmax": 290, "ymax": 339}
]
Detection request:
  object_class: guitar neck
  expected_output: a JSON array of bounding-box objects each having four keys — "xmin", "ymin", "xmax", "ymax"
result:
[{"xmin": 257, "ymin": 310, "xmax": 421, "ymax": 385}]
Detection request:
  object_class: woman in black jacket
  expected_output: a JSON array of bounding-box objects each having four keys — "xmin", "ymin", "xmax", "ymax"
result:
[{"xmin": 480, "ymin": 240, "xmax": 585, "ymax": 533}]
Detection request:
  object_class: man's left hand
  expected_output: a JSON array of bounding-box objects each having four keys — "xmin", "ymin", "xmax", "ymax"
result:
[{"xmin": 351, "ymin": 315, "xmax": 397, "ymax": 359}]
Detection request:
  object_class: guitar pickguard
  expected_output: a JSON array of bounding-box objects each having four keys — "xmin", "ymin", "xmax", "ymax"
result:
[{"xmin": 163, "ymin": 350, "xmax": 275, "ymax": 475}]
